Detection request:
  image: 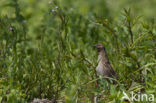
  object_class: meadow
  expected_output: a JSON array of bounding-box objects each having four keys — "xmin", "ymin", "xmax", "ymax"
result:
[{"xmin": 0, "ymin": 0, "xmax": 156, "ymax": 103}]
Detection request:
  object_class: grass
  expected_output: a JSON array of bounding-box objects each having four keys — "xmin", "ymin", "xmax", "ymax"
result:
[{"xmin": 0, "ymin": 0, "xmax": 156, "ymax": 103}]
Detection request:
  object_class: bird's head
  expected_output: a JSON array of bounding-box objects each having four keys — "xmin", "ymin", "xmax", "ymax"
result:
[{"xmin": 94, "ymin": 44, "xmax": 105, "ymax": 52}]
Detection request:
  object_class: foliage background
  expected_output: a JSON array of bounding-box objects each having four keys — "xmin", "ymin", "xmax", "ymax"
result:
[{"xmin": 0, "ymin": 0, "xmax": 156, "ymax": 102}]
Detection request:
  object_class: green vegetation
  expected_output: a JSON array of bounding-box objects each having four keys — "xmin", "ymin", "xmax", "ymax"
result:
[{"xmin": 0, "ymin": 0, "xmax": 156, "ymax": 102}]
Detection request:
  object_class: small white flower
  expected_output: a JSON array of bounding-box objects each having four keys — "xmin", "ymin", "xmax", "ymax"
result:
[
  {"xmin": 55, "ymin": 6, "xmax": 58, "ymax": 9},
  {"xmin": 23, "ymin": 20, "xmax": 27, "ymax": 23},
  {"xmin": 51, "ymin": 9, "xmax": 55, "ymax": 13},
  {"xmin": 9, "ymin": 27, "xmax": 13, "ymax": 31},
  {"xmin": 49, "ymin": 1, "xmax": 52, "ymax": 4}
]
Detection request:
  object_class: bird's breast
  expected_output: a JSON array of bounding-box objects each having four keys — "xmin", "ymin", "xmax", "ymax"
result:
[{"xmin": 96, "ymin": 62, "xmax": 105, "ymax": 75}]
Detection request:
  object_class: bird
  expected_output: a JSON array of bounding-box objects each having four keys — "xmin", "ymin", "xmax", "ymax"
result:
[{"xmin": 94, "ymin": 44, "xmax": 118, "ymax": 82}]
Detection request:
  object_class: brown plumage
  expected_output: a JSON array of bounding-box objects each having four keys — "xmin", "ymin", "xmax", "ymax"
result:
[{"xmin": 94, "ymin": 44, "xmax": 118, "ymax": 80}]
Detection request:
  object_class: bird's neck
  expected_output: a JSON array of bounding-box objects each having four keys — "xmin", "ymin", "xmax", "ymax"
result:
[{"xmin": 98, "ymin": 49, "xmax": 109, "ymax": 62}]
